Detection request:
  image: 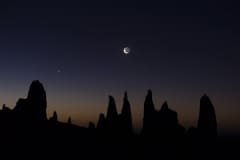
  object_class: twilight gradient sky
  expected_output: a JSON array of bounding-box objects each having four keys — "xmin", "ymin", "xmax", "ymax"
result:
[{"xmin": 0, "ymin": 0, "xmax": 240, "ymax": 133}]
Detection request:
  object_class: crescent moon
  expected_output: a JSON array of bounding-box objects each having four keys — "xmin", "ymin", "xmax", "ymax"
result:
[{"xmin": 123, "ymin": 47, "xmax": 130, "ymax": 54}]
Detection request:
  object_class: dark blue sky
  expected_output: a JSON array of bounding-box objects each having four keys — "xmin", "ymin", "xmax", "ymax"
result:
[{"xmin": 0, "ymin": 0, "xmax": 239, "ymax": 133}]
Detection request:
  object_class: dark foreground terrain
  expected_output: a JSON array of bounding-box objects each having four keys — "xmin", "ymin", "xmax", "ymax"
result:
[
  {"xmin": 0, "ymin": 80, "xmax": 239, "ymax": 159},
  {"xmin": 0, "ymin": 126, "xmax": 239, "ymax": 160}
]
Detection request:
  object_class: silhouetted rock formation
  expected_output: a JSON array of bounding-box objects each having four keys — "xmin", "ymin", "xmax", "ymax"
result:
[
  {"xmin": 157, "ymin": 102, "xmax": 185, "ymax": 139},
  {"xmin": 49, "ymin": 111, "xmax": 58, "ymax": 123},
  {"xmin": 68, "ymin": 117, "xmax": 72, "ymax": 125},
  {"xmin": 13, "ymin": 98, "xmax": 31, "ymax": 125},
  {"xmin": 0, "ymin": 104, "xmax": 12, "ymax": 130},
  {"xmin": 13, "ymin": 80, "xmax": 47, "ymax": 125},
  {"xmin": 27, "ymin": 80, "xmax": 47, "ymax": 122},
  {"xmin": 157, "ymin": 102, "xmax": 178, "ymax": 129},
  {"xmin": 88, "ymin": 122, "xmax": 95, "ymax": 129},
  {"xmin": 2, "ymin": 104, "xmax": 11, "ymax": 112},
  {"xmin": 197, "ymin": 94, "xmax": 217, "ymax": 138},
  {"xmin": 142, "ymin": 90, "xmax": 157, "ymax": 135},
  {"xmin": 142, "ymin": 90, "xmax": 185, "ymax": 142},
  {"xmin": 0, "ymin": 80, "xmax": 226, "ymax": 160},
  {"xmin": 119, "ymin": 92, "xmax": 133, "ymax": 134},
  {"xmin": 97, "ymin": 113, "xmax": 106, "ymax": 129},
  {"xmin": 106, "ymin": 96, "xmax": 119, "ymax": 130}
]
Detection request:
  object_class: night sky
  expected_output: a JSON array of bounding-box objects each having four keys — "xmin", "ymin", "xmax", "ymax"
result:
[{"xmin": 0, "ymin": 1, "xmax": 239, "ymax": 134}]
